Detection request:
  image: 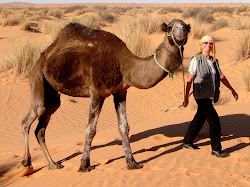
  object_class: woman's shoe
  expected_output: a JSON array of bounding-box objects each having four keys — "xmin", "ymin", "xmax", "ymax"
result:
[
  {"xmin": 211, "ymin": 150, "xmax": 230, "ymax": 158},
  {"xmin": 183, "ymin": 143, "xmax": 200, "ymax": 150}
]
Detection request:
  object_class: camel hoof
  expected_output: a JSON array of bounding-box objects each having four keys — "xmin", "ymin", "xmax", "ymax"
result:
[
  {"xmin": 49, "ymin": 163, "xmax": 64, "ymax": 170},
  {"xmin": 4, "ymin": 164, "xmax": 33, "ymax": 179},
  {"xmin": 127, "ymin": 162, "xmax": 144, "ymax": 170},
  {"xmin": 78, "ymin": 165, "xmax": 95, "ymax": 173}
]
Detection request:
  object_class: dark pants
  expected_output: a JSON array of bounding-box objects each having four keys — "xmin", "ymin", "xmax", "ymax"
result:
[{"xmin": 184, "ymin": 98, "xmax": 222, "ymax": 151}]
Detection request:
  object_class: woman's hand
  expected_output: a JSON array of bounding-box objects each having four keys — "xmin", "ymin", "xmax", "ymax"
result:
[{"xmin": 232, "ymin": 89, "xmax": 238, "ymax": 101}]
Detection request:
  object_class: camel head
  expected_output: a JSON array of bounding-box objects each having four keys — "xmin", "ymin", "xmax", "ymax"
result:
[{"xmin": 161, "ymin": 19, "xmax": 191, "ymax": 46}]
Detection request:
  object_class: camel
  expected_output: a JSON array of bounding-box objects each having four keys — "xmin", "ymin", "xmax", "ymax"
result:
[{"xmin": 21, "ymin": 19, "xmax": 190, "ymax": 173}]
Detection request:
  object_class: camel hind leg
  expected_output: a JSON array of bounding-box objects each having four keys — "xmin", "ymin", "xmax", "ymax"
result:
[
  {"xmin": 21, "ymin": 69, "xmax": 46, "ymax": 168},
  {"xmin": 34, "ymin": 79, "xmax": 62, "ymax": 169}
]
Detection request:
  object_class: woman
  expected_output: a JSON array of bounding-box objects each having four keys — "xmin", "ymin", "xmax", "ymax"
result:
[{"xmin": 183, "ymin": 35, "xmax": 238, "ymax": 158}]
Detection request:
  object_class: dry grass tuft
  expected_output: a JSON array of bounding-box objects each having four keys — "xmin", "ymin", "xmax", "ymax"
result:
[
  {"xmin": 2, "ymin": 11, "xmax": 27, "ymax": 26},
  {"xmin": 77, "ymin": 14, "xmax": 101, "ymax": 29},
  {"xmin": 100, "ymin": 11, "xmax": 116, "ymax": 23},
  {"xmin": 233, "ymin": 32, "xmax": 250, "ymax": 61},
  {"xmin": 191, "ymin": 20, "xmax": 208, "ymax": 39},
  {"xmin": 242, "ymin": 61, "xmax": 250, "ymax": 92},
  {"xmin": 0, "ymin": 39, "xmax": 45, "ymax": 75},
  {"xmin": 229, "ymin": 18, "xmax": 250, "ymax": 30},
  {"xmin": 40, "ymin": 21, "xmax": 68, "ymax": 40},
  {"xmin": 63, "ymin": 5, "xmax": 88, "ymax": 14},
  {"xmin": 196, "ymin": 11, "xmax": 214, "ymax": 23},
  {"xmin": 211, "ymin": 18, "xmax": 228, "ymax": 31},
  {"xmin": 47, "ymin": 9, "xmax": 64, "ymax": 18},
  {"xmin": 114, "ymin": 17, "xmax": 153, "ymax": 57}
]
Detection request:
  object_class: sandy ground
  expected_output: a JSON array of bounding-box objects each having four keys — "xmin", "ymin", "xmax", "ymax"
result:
[{"xmin": 0, "ymin": 2, "xmax": 249, "ymax": 187}]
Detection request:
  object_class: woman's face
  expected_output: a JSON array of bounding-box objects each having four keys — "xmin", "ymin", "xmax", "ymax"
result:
[{"xmin": 202, "ymin": 41, "xmax": 213, "ymax": 53}]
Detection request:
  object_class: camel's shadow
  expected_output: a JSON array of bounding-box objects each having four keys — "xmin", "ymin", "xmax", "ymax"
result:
[
  {"xmin": 1, "ymin": 114, "xmax": 248, "ymax": 179},
  {"xmin": 92, "ymin": 113, "xmax": 250, "ymax": 164},
  {"xmin": 58, "ymin": 113, "xmax": 250, "ymax": 166}
]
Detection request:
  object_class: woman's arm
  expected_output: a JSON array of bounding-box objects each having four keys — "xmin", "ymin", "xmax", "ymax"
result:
[
  {"xmin": 183, "ymin": 73, "xmax": 195, "ymax": 107},
  {"xmin": 220, "ymin": 73, "xmax": 238, "ymax": 100}
]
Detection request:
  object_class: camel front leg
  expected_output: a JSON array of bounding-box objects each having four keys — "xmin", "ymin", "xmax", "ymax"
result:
[
  {"xmin": 113, "ymin": 91, "xmax": 143, "ymax": 170},
  {"xmin": 79, "ymin": 92, "xmax": 104, "ymax": 172}
]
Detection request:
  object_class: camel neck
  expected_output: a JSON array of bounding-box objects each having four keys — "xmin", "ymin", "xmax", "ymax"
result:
[{"xmin": 126, "ymin": 40, "xmax": 182, "ymax": 89}]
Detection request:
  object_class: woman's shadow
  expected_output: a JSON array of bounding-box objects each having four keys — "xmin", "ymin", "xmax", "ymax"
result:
[
  {"xmin": 2, "ymin": 114, "xmax": 248, "ymax": 179},
  {"xmin": 91, "ymin": 113, "xmax": 250, "ymax": 164}
]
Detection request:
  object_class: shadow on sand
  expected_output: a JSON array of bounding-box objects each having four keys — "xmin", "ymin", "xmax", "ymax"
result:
[
  {"xmin": 0, "ymin": 114, "xmax": 249, "ymax": 180},
  {"xmin": 93, "ymin": 113, "xmax": 250, "ymax": 164}
]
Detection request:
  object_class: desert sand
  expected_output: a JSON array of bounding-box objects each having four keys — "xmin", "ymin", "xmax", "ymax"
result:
[{"xmin": 0, "ymin": 2, "xmax": 249, "ymax": 187}]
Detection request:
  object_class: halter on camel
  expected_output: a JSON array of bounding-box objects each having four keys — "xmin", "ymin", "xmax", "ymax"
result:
[{"xmin": 153, "ymin": 23, "xmax": 187, "ymax": 112}]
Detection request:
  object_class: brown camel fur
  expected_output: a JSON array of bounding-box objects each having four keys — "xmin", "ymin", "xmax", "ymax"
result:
[{"xmin": 21, "ymin": 19, "xmax": 190, "ymax": 173}]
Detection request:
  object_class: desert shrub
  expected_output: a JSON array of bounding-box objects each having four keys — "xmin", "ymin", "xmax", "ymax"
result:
[
  {"xmin": 74, "ymin": 8, "xmax": 92, "ymax": 16},
  {"xmin": 242, "ymin": 13, "xmax": 250, "ymax": 17},
  {"xmin": 141, "ymin": 8, "xmax": 155, "ymax": 15},
  {"xmin": 211, "ymin": 18, "xmax": 228, "ymax": 31},
  {"xmin": 20, "ymin": 21, "xmax": 31, "ymax": 31},
  {"xmin": 191, "ymin": 20, "xmax": 208, "ymax": 39},
  {"xmin": 30, "ymin": 14, "xmax": 44, "ymax": 21},
  {"xmin": 64, "ymin": 5, "xmax": 87, "ymax": 14},
  {"xmin": 2, "ymin": 11, "xmax": 27, "ymax": 26},
  {"xmin": 100, "ymin": 11, "xmax": 116, "ymax": 23},
  {"xmin": 91, "ymin": 5, "xmax": 108, "ymax": 14},
  {"xmin": 1, "ymin": 9, "xmax": 13, "ymax": 19},
  {"xmin": 126, "ymin": 8, "xmax": 139, "ymax": 17},
  {"xmin": 242, "ymin": 62, "xmax": 250, "ymax": 91},
  {"xmin": 157, "ymin": 7, "xmax": 182, "ymax": 14},
  {"xmin": 235, "ymin": 6, "xmax": 248, "ymax": 15},
  {"xmin": 41, "ymin": 13, "xmax": 100, "ymax": 40},
  {"xmin": 78, "ymin": 14, "xmax": 101, "ymax": 29},
  {"xmin": 139, "ymin": 15, "xmax": 171, "ymax": 34},
  {"xmin": 210, "ymin": 7, "xmax": 234, "ymax": 14},
  {"xmin": 156, "ymin": 8, "xmax": 168, "ymax": 15},
  {"xmin": 40, "ymin": 21, "xmax": 68, "ymax": 40},
  {"xmin": 196, "ymin": 11, "xmax": 214, "ymax": 23},
  {"xmin": 230, "ymin": 18, "xmax": 250, "ymax": 30},
  {"xmin": 1, "ymin": 39, "xmax": 45, "ymax": 75},
  {"xmin": 233, "ymin": 32, "xmax": 250, "ymax": 61},
  {"xmin": 114, "ymin": 17, "xmax": 153, "ymax": 57},
  {"xmin": 0, "ymin": 58, "xmax": 13, "ymax": 73},
  {"xmin": 111, "ymin": 6, "xmax": 133, "ymax": 15},
  {"xmin": 47, "ymin": 9, "xmax": 63, "ymax": 18},
  {"xmin": 182, "ymin": 7, "xmax": 200, "ymax": 19}
]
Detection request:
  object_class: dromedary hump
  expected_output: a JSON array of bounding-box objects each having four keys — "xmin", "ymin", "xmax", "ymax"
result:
[{"xmin": 58, "ymin": 22, "xmax": 94, "ymax": 40}]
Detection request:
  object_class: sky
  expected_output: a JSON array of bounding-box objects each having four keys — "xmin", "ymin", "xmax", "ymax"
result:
[{"xmin": 0, "ymin": 0, "xmax": 249, "ymax": 4}]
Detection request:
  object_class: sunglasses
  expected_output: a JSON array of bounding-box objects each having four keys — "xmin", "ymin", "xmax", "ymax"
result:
[{"xmin": 203, "ymin": 42, "xmax": 213, "ymax": 46}]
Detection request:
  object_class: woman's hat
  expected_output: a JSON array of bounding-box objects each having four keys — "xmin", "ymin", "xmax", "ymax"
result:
[
  {"xmin": 200, "ymin": 35, "xmax": 215, "ymax": 44},
  {"xmin": 197, "ymin": 35, "xmax": 216, "ymax": 61}
]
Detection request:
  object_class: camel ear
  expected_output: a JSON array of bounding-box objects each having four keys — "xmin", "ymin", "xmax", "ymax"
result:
[
  {"xmin": 161, "ymin": 23, "xmax": 168, "ymax": 32},
  {"xmin": 185, "ymin": 24, "xmax": 191, "ymax": 33}
]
